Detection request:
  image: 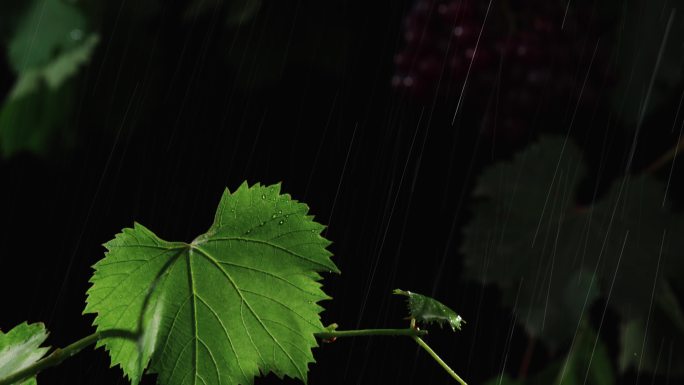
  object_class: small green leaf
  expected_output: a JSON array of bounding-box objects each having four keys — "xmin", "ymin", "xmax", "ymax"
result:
[
  {"xmin": 0, "ymin": 0, "xmax": 98, "ymax": 157},
  {"xmin": 556, "ymin": 324, "xmax": 614, "ymax": 385},
  {"xmin": 619, "ymin": 287, "xmax": 684, "ymax": 377},
  {"xmin": 8, "ymin": 0, "xmax": 87, "ymax": 73},
  {"xmin": 393, "ymin": 289, "xmax": 464, "ymax": 331},
  {"xmin": 0, "ymin": 82, "xmax": 75, "ymax": 157},
  {"xmin": 0, "ymin": 322, "xmax": 50, "ymax": 385},
  {"xmin": 85, "ymin": 182, "xmax": 338, "ymax": 385}
]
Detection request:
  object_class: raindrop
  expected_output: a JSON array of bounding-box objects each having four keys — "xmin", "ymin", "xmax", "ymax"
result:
[
  {"xmin": 70, "ymin": 29, "xmax": 83, "ymax": 41},
  {"xmin": 278, "ymin": 220, "xmax": 285, "ymax": 225},
  {"xmin": 259, "ymin": 221, "xmax": 265, "ymax": 226},
  {"xmin": 271, "ymin": 213, "xmax": 277, "ymax": 219},
  {"xmin": 261, "ymin": 194, "xmax": 266, "ymax": 199}
]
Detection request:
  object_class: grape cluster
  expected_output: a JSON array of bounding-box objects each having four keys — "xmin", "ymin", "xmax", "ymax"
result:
[{"xmin": 392, "ymin": 0, "xmax": 612, "ymax": 139}]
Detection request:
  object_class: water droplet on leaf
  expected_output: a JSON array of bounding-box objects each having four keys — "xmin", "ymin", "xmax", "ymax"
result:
[{"xmin": 70, "ymin": 29, "xmax": 83, "ymax": 41}]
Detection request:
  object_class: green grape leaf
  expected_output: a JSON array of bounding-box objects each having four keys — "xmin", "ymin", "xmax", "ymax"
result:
[
  {"xmin": 587, "ymin": 175, "xmax": 683, "ymax": 321},
  {"xmin": 462, "ymin": 136, "xmax": 591, "ymax": 347},
  {"xmin": 0, "ymin": 0, "xmax": 98, "ymax": 157},
  {"xmin": 0, "ymin": 82, "xmax": 75, "ymax": 157},
  {"xmin": 8, "ymin": 0, "xmax": 87, "ymax": 73},
  {"xmin": 37, "ymin": 34, "xmax": 99, "ymax": 96},
  {"xmin": 0, "ymin": 322, "xmax": 50, "ymax": 385},
  {"xmin": 393, "ymin": 289, "xmax": 464, "ymax": 331},
  {"xmin": 619, "ymin": 282, "xmax": 684, "ymax": 376},
  {"xmin": 85, "ymin": 182, "xmax": 338, "ymax": 385},
  {"xmin": 462, "ymin": 135, "xmax": 684, "ymax": 351},
  {"xmin": 553, "ymin": 324, "xmax": 614, "ymax": 385}
]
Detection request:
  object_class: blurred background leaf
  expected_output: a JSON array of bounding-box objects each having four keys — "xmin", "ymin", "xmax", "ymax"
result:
[
  {"xmin": 0, "ymin": 81, "xmax": 75, "ymax": 156},
  {"xmin": 462, "ymin": 135, "xmax": 684, "ymax": 377},
  {"xmin": 0, "ymin": 0, "xmax": 97, "ymax": 157},
  {"xmin": 462, "ymin": 136, "xmax": 592, "ymax": 348}
]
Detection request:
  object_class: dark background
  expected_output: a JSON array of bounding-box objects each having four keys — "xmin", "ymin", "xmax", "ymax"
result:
[{"xmin": 1, "ymin": 0, "xmax": 683, "ymax": 384}]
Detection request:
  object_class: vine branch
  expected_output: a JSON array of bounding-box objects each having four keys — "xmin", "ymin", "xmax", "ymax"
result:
[
  {"xmin": 412, "ymin": 336, "xmax": 468, "ymax": 385},
  {"xmin": 0, "ymin": 329, "xmax": 136, "ymax": 385},
  {"xmin": 315, "ymin": 327, "xmax": 427, "ymax": 339},
  {"xmin": 0, "ymin": 328, "xmax": 428, "ymax": 385}
]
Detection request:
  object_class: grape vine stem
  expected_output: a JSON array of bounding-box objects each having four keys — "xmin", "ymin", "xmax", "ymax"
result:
[
  {"xmin": 412, "ymin": 336, "xmax": 468, "ymax": 385},
  {"xmin": 0, "ymin": 328, "xmax": 428, "ymax": 385},
  {"xmin": 315, "ymin": 327, "xmax": 427, "ymax": 339}
]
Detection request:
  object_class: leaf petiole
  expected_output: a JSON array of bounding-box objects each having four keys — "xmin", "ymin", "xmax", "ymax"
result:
[
  {"xmin": 0, "ymin": 329, "xmax": 137, "ymax": 385},
  {"xmin": 314, "ymin": 327, "xmax": 428, "ymax": 339},
  {"xmin": 0, "ymin": 327, "xmax": 428, "ymax": 385},
  {"xmin": 412, "ymin": 336, "xmax": 468, "ymax": 385}
]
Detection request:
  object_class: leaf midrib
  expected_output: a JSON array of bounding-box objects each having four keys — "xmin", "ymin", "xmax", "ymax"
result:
[{"xmin": 190, "ymin": 245, "xmax": 304, "ymax": 380}]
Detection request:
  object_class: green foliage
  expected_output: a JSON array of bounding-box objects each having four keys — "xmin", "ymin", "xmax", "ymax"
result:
[
  {"xmin": 393, "ymin": 289, "xmax": 465, "ymax": 331},
  {"xmin": 462, "ymin": 136, "xmax": 591, "ymax": 347},
  {"xmin": 0, "ymin": 323, "xmax": 50, "ymax": 385},
  {"xmin": 0, "ymin": 0, "xmax": 98, "ymax": 157},
  {"xmin": 7, "ymin": 0, "xmax": 87, "ymax": 73},
  {"xmin": 619, "ymin": 282, "xmax": 684, "ymax": 376},
  {"xmin": 462, "ymin": 135, "xmax": 684, "ymax": 373},
  {"xmin": 85, "ymin": 182, "xmax": 338, "ymax": 385},
  {"xmin": 485, "ymin": 325, "xmax": 613, "ymax": 385},
  {"xmin": 0, "ymin": 82, "xmax": 75, "ymax": 157}
]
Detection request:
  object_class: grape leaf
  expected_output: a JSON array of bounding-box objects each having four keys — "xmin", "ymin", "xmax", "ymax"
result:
[
  {"xmin": 7, "ymin": 0, "xmax": 87, "ymax": 74},
  {"xmin": 554, "ymin": 324, "xmax": 614, "ymax": 385},
  {"xmin": 0, "ymin": 322, "xmax": 50, "ymax": 385},
  {"xmin": 586, "ymin": 175, "xmax": 682, "ymax": 321},
  {"xmin": 0, "ymin": 0, "xmax": 98, "ymax": 157},
  {"xmin": 84, "ymin": 182, "xmax": 338, "ymax": 385},
  {"xmin": 462, "ymin": 135, "xmax": 684, "ymax": 350},
  {"xmin": 619, "ymin": 282, "xmax": 684, "ymax": 376},
  {"xmin": 0, "ymin": 82, "xmax": 75, "ymax": 157},
  {"xmin": 393, "ymin": 289, "xmax": 465, "ymax": 331},
  {"xmin": 461, "ymin": 136, "xmax": 591, "ymax": 348}
]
